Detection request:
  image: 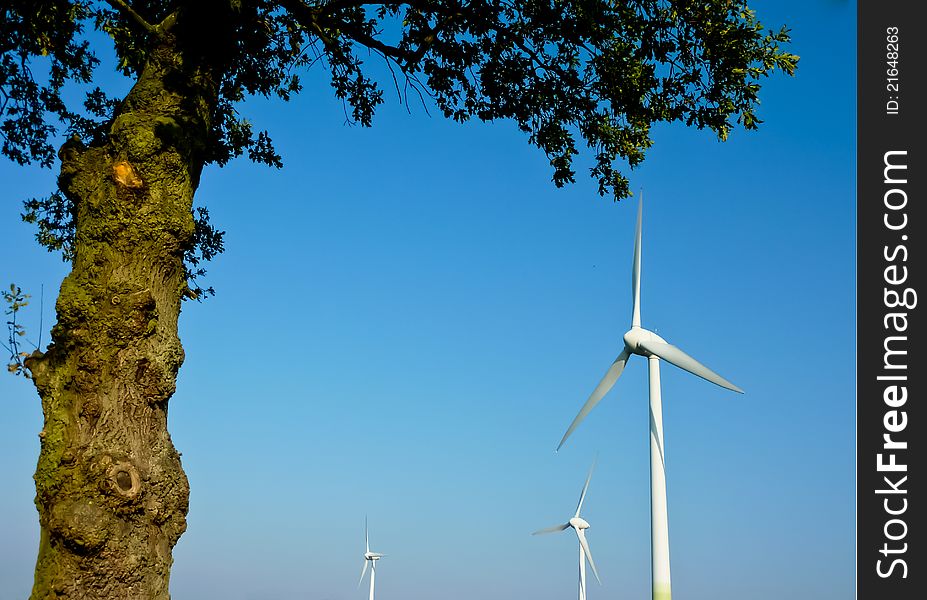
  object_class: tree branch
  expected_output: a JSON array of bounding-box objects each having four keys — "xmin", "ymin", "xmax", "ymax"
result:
[
  {"xmin": 156, "ymin": 10, "xmax": 180, "ymax": 34},
  {"xmin": 279, "ymin": 0, "xmax": 413, "ymax": 62},
  {"xmin": 330, "ymin": 19, "xmax": 411, "ymax": 61},
  {"xmin": 103, "ymin": 0, "xmax": 159, "ymax": 35},
  {"xmin": 282, "ymin": 0, "xmax": 568, "ymax": 80},
  {"xmin": 317, "ymin": 0, "xmax": 374, "ymax": 14}
]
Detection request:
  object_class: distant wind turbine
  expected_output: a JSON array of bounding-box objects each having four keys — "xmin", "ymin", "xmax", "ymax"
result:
[
  {"xmin": 533, "ymin": 461, "xmax": 601, "ymax": 600},
  {"xmin": 557, "ymin": 193, "xmax": 743, "ymax": 600},
  {"xmin": 358, "ymin": 518, "xmax": 384, "ymax": 600}
]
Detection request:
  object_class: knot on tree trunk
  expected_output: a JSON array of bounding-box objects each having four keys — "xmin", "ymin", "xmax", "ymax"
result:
[
  {"xmin": 45, "ymin": 454, "xmax": 147, "ymax": 552},
  {"xmin": 105, "ymin": 288, "xmax": 158, "ymax": 345},
  {"xmin": 132, "ymin": 356, "xmax": 179, "ymax": 405},
  {"xmin": 101, "ymin": 457, "xmax": 143, "ymax": 502},
  {"xmin": 23, "ymin": 349, "xmax": 50, "ymax": 385},
  {"xmin": 57, "ymin": 136, "xmax": 90, "ymax": 207},
  {"xmin": 58, "ymin": 136, "xmax": 86, "ymax": 174},
  {"xmin": 48, "ymin": 498, "xmax": 112, "ymax": 553}
]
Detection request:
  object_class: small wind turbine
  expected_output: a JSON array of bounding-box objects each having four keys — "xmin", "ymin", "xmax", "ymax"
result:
[
  {"xmin": 533, "ymin": 461, "xmax": 601, "ymax": 600},
  {"xmin": 557, "ymin": 193, "xmax": 743, "ymax": 600},
  {"xmin": 358, "ymin": 518, "xmax": 384, "ymax": 600}
]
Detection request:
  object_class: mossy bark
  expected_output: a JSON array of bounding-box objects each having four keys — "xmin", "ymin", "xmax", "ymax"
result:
[{"xmin": 25, "ymin": 31, "xmax": 222, "ymax": 599}]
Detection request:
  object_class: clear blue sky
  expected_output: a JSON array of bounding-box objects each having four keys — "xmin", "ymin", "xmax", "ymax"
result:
[{"xmin": 1, "ymin": 2, "xmax": 855, "ymax": 599}]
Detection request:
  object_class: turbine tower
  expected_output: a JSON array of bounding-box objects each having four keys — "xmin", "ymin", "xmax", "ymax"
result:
[
  {"xmin": 557, "ymin": 193, "xmax": 743, "ymax": 600},
  {"xmin": 533, "ymin": 461, "xmax": 601, "ymax": 600},
  {"xmin": 358, "ymin": 518, "xmax": 384, "ymax": 600}
]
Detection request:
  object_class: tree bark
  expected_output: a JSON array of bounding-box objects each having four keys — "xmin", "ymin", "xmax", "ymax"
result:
[{"xmin": 24, "ymin": 30, "xmax": 221, "ymax": 599}]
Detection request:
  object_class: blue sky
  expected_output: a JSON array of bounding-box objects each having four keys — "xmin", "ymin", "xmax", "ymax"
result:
[{"xmin": 0, "ymin": 2, "xmax": 855, "ymax": 599}]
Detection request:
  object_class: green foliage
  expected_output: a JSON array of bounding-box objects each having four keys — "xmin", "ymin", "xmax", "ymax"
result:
[
  {"xmin": 184, "ymin": 206, "xmax": 226, "ymax": 300},
  {"xmin": 2, "ymin": 283, "xmax": 32, "ymax": 377},
  {"xmin": 22, "ymin": 191, "xmax": 75, "ymax": 259},
  {"xmin": 2, "ymin": 0, "xmax": 797, "ymax": 286},
  {"xmin": 0, "ymin": 1, "xmax": 98, "ymax": 166}
]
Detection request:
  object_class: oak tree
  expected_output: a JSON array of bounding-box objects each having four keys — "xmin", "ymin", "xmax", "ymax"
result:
[{"xmin": 1, "ymin": 1, "xmax": 796, "ymax": 598}]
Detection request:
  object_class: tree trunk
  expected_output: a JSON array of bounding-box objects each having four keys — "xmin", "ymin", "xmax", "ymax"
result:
[{"xmin": 24, "ymin": 32, "xmax": 220, "ymax": 599}]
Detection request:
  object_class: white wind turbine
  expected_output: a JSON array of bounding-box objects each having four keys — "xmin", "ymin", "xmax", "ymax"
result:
[
  {"xmin": 557, "ymin": 193, "xmax": 743, "ymax": 600},
  {"xmin": 358, "ymin": 518, "xmax": 384, "ymax": 600},
  {"xmin": 533, "ymin": 462, "xmax": 601, "ymax": 600}
]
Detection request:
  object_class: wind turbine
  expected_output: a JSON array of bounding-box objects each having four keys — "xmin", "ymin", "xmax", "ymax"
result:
[
  {"xmin": 358, "ymin": 518, "xmax": 384, "ymax": 600},
  {"xmin": 557, "ymin": 193, "xmax": 743, "ymax": 600},
  {"xmin": 533, "ymin": 461, "xmax": 601, "ymax": 600}
]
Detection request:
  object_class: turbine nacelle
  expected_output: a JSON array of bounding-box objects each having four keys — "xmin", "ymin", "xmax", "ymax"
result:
[
  {"xmin": 532, "ymin": 461, "xmax": 601, "ymax": 590},
  {"xmin": 622, "ymin": 327, "xmax": 666, "ymax": 356},
  {"xmin": 359, "ymin": 518, "xmax": 385, "ymax": 595},
  {"xmin": 569, "ymin": 516, "xmax": 590, "ymax": 530}
]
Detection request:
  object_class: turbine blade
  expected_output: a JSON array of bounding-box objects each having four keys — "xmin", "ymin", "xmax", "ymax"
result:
[
  {"xmin": 365, "ymin": 516, "xmax": 370, "ymax": 554},
  {"xmin": 532, "ymin": 523, "xmax": 570, "ymax": 535},
  {"xmin": 576, "ymin": 529, "xmax": 601, "ymax": 585},
  {"xmin": 631, "ymin": 191, "xmax": 643, "ymax": 328},
  {"xmin": 558, "ymin": 347, "xmax": 632, "ymax": 450},
  {"xmin": 574, "ymin": 458, "xmax": 596, "ymax": 518},
  {"xmin": 638, "ymin": 339, "xmax": 743, "ymax": 393},
  {"xmin": 358, "ymin": 560, "xmax": 369, "ymax": 588}
]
